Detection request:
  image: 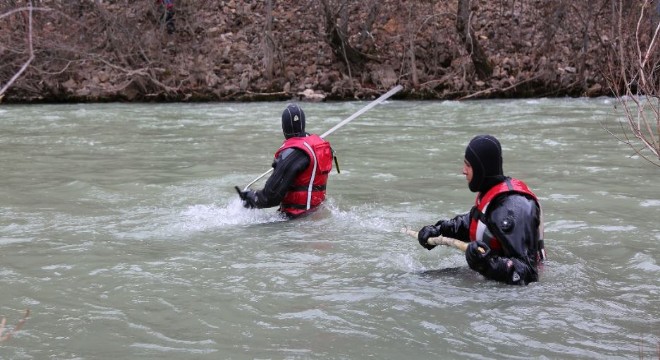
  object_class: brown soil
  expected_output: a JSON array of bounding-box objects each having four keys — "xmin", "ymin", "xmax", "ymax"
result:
[{"xmin": 0, "ymin": 1, "xmax": 638, "ymax": 103}]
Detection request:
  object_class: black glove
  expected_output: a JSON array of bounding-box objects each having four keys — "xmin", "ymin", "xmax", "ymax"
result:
[
  {"xmin": 234, "ymin": 186, "xmax": 258, "ymax": 208},
  {"xmin": 417, "ymin": 225, "xmax": 440, "ymax": 250},
  {"xmin": 508, "ymin": 259, "xmax": 527, "ymax": 285},
  {"xmin": 465, "ymin": 241, "xmax": 491, "ymax": 272}
]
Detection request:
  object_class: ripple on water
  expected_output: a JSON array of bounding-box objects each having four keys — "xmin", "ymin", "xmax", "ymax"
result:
[
  {"xmin": 628, "ymin": 252, "xmax": 660, "ymax": 273},
  {"xmin": 641, "ymin": 199, "xmax": 660, "ymax": 207},
  {"xmin": 0, "ymin": 237, "xmax": 33, "ymax": 245},
  {"xmin": 2, "ymin": 100, "xmax": 659, "ymax": 359}
]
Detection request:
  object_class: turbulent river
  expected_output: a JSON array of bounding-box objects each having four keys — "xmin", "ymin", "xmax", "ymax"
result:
[{"xmin": 0, "ymin": 98, "xmax": 658, "ymax": 359}]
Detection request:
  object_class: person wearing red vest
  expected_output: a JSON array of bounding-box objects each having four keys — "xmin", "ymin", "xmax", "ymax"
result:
[
  {"xmin": 236, "ymin": 104, "xmax": 334, "ymax": 218},
  {"xmin": 417, "ymin": 135, "xmax": 546, "ymax": 285}
]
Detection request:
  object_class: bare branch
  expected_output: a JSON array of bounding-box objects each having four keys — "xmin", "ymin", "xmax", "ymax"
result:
[
  {"xmin": 458, "ymin": 73, "xmax": 544, "ymax": 100},
  {"xmin": 604, "ymin": 0, "xmax": 660, "ymax": 166},
  {"xmin": 0, "ymin": 6, "xmax": 50, "ymax": 20},
  {"xmin": 0, "ymin": 3, "xmax": 36, "ymax": 101}
]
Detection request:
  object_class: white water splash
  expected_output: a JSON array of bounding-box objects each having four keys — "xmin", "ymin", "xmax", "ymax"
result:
[{"xmin": 171, "ymin": 197, "xmax": 286, "ymax": 233}]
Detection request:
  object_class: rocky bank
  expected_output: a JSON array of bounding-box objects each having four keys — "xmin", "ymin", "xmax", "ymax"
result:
[{"xmin": 0, "ymin": 1, "xmax": 639, "ymax": 103}]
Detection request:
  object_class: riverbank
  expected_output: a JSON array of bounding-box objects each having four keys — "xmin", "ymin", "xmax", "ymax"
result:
[{"xmin": 0, "ymin": 1, "xmax": 637, "ymax": 103}]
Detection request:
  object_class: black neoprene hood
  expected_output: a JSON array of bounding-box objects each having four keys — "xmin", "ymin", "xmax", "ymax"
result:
[
  {"xmin": 281, "ymin": 104, "xmax": 306, "ymax": 139},
  {"xmin": 465, "ymin": 134, "xmax": 505, "ymax": 193}
]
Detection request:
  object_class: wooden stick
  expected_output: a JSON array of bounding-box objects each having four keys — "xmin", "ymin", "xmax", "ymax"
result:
[{"xmin": 401, "ymin": 227, "xmax": 484, "ymax": 253}]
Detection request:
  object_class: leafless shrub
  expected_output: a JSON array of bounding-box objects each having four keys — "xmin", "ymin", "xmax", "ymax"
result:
[
  {"xmin": 0, "ymin": 3, "xmax": 41, "ymax": 101},
  {"xmin": 604, "ymin": 0, "xmax": 660, "ymax": 166},
  {"xmin": 319, "ymin": 0, "xmax": 367, "ymax": 80},
  {"xmin": 456, "ymin": 0, "xmax": 492, "ymax": 80}
]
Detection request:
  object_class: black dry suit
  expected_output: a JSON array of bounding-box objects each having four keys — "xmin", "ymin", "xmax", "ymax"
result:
[
  {"xmin": 434, "ymin": 180, "xmax": 544, "ymax": 285},
  {"xmin": 422, "ymin": 135, "xmax": 545, "ymax": 285}
]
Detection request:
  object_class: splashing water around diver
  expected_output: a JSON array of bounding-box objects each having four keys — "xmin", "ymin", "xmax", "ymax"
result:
[
  {"xmin": 127, "ymin": 197, "xmax": 288, "ymax": 240},
  {"xmin": 176, "ymin": 197, "xmax": 287, "ymax": 232}
]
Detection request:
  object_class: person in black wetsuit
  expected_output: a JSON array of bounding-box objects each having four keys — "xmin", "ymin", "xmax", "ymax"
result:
[
  {"xmin": 236, "ymin": 104, "xmax": 335, "ymax": 218},
  {"xmin": 417, "ymin": 135, "xmax": 546, "ymax": 285}
]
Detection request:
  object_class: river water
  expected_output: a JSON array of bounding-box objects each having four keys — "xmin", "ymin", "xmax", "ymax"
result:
[{"xmin": 0, "ymin": 98, "xmax": 658, "ymax": 359}]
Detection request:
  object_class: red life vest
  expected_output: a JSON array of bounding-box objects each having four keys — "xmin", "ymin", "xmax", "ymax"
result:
[
  {"xmin": 469, "ymin": 178, "xmax": 545, "ymax": 260},
  {"xmin": 274, "ymin": 134, "xmax": 333, "ymax": 217}
]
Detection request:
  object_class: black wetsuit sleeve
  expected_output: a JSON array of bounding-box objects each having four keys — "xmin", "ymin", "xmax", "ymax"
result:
[
  {"xmin": 253, "ymin": 148, "xmax": 310, "ymax": 208},
  {"xmin": 435, "ymin": 212, "xmax": 471, "ymax": 242},
  {"xmin": 477, "ymin": 194, "xmax": 541, "ymax": 285}
]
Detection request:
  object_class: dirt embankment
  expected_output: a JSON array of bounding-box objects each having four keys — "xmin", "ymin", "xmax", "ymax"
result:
[{"xmin": 0, "ymin": 1, "xmax": 628, "ymax": 103}]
